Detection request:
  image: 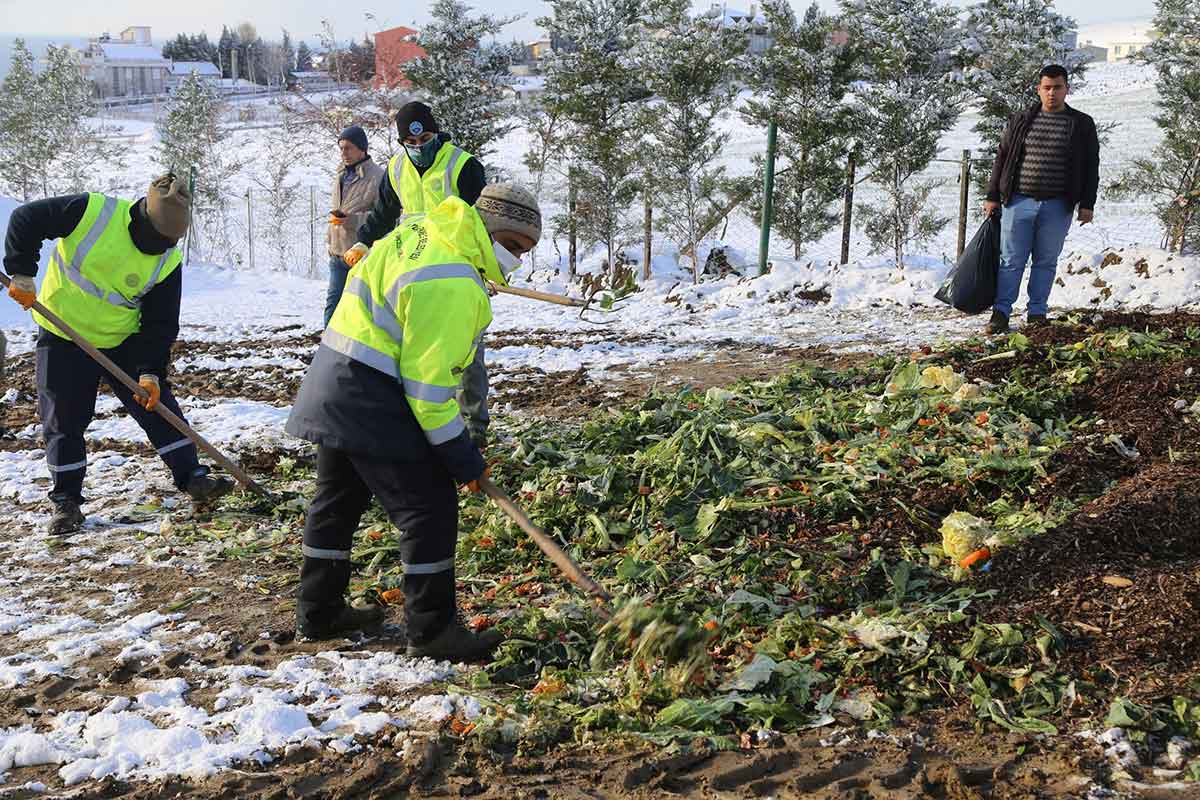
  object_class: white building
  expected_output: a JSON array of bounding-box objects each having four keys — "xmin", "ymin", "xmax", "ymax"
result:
[
  {"xmin": 166, "ymin": 60, "xmax": 221, "ymax": 92},
  {"xmin": 706, "ymin": 4, "xmax": 773, "ymax": 55},
  {"xmin": 1077, "ymin": 19, "xmax": 1157, "ymax": 63},
  {"xmin": 80, "ymin": 26, "xmax": 171, "ymax": 98}
]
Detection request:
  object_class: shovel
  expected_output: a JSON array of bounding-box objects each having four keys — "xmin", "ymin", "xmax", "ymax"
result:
[
  {"xmin": 478, "ymin": 476, "xmax": 612, "ymax": 619},
  {"xmin": 493, "ymin": 284, "xmax": 624, "ymax": 326},
  {"xmin": 1, "ymin": 273, "xmax": 267, "ymax": 496}
]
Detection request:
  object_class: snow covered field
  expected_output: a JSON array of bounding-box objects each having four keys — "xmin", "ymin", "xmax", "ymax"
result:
[{"xmin": 1, "ymin": 60, "xmax": 1198, "ymax": 793}]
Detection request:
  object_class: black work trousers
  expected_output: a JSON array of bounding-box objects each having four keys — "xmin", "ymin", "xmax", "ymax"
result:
[
  {"xmin": 297, "ymin": 445, "xmax": 459, "ymax": 644},
  {"xmin": 36, "ymin": 330, "xmax": 200, "ymax": 505}
]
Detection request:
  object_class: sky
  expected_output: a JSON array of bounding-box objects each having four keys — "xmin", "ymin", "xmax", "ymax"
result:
[{"xmin": 0, "ymin": 0, "xmax": 1159, "ymax": 46}]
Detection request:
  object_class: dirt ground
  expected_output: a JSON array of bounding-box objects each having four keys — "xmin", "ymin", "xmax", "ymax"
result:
[{"xmin": 2, "ymin": 312, "xmax": 1199, "ymax": 798}]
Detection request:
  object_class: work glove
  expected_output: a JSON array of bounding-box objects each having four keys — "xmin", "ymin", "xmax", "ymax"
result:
[
  {"xmin": 343, "ymin": 242, "xmax": 369, "ymax": 267},
  {"xmin": 464, "ymin": 466, "xmax": 491, "ymax": 495},
  {"xmin": 7, "ymin": 275, "xmax": 36, "ymax": 310},
  {"xmin": 135, "ymin": 374, "xmax": 160, "ymax": 411},
  {"xmin": 329, "ymin": 212, "xmax": 345, "ymax": 226}
]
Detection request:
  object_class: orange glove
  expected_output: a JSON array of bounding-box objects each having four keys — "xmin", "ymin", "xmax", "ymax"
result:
[
  {"xmin": 343, "ymin": 243, "xmax": 369, "ymax": 266},
  {"xmin": 329, "ymin": 212, "xmax": 345, "ymax": 226},
  {"xmin": 7, "ymin": 275, "xmax": 36, "ymax": 310},
  {"xmin": 135, "ymin": 374, "xmax": 160, "ymax": 411},
  {"xmin": 465, "ymin": 466, "xmax": 491, "ymax": 494}
]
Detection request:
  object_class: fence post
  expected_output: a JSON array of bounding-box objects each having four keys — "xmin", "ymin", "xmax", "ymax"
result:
[
  {"xmin": 642, "ymin": 176, "xmax": 652, "ymax": 282},
  {"xmin": 245, "ymin": 190, "xmax": 254, "ymax": 271},
  {"xmin": 957, "ymin": 148, "xmax": 971, "ymax": 258},
  {"xmin": 840, "ymin": 149, "xmax": 856, "ymax": 266},
  {"xmin": 185, "ymin": 166, "xmax": 196, "ymax": 266},
  {"xmin": 567, "ymin": 168, "xmax": 577, "ymax": 280},
  {"xmin": 758, "ymin": 120, "xmax": 778, "ymax": 276},
  {"xmin": 310, "ymin": 186, "xmax": 316, "ymax": 278}
]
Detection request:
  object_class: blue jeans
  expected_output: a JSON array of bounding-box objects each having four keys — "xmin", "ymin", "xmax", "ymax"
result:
[
  {"xmin": 993, "ymin": 194, "xmax": 1074, "ymax": 318},
  {"xmin": 324, "ymin": 256, "xmax": 350, "ymax": 328}
]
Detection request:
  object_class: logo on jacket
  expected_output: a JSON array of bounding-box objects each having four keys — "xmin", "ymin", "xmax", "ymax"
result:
[
  {"xmin": 124, "ymin": 273, "xmax": 140, "ymax": 288},
  {"xmin": 408, "ymin": 121, "xmax": 424, "ymax": 136}
]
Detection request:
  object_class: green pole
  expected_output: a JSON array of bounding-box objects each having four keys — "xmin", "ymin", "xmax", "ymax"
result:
[
  {"xmin": 185, "ymin": 166, "xmax": 196, "ymax": 265},
  {"xmin": 758, "ymin": 120, "xmax": 778, "ymax": 276}
]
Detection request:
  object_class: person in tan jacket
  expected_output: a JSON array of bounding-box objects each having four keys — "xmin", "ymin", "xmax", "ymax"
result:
[{"xmin": 325, "ymin": 125, "xmax": 385, "ymax": 327}]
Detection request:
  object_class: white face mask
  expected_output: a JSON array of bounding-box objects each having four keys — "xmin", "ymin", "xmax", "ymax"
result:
[{"xmin": 492, "ymin": 240, "xmax": 521, "ymax": 274}]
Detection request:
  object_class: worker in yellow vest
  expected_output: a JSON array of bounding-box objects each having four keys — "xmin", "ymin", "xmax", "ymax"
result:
[
  {"xmin": 341, "ymin": 102, "xmax": 492, "ymax": 451},
  {"xmin": 4, "ymin": 175, "xmax": 234, "ymax": 536},
  {"xmin": 286, "ymin": 184, "xmax": 542, "ymax": 660}
]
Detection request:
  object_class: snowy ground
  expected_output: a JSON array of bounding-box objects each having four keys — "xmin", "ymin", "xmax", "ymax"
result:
[{"xmin": 1, "ymin": 60, "xmax": 1198, "ymax": 793}]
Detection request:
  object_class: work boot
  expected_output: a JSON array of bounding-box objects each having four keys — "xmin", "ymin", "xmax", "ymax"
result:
[
  {"xmin": 297, "ymin": 603, "xmax": 386, "ymax": 641},
  {"xmin": 47, "ymin": 501, "xmax": 85, "ymax": 537},
  {"xmin": 407, "ymin": 617, "xmax": 503, "ymax": 663},
  {"xmin": 185, "ymin": 471, "xmax": 235, "ymax": 504},
  {"xmin": 984, "ymin": 310, "xmax": 1009, "ymax": 335},
  {"xmin": 1026, "ymin": 314, "xmax": 1048, "ymax": 327}
]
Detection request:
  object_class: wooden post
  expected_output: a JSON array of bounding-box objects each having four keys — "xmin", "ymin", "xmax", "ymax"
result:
[
  {"xmin": 245, "ymin": 190, "xmax": 254, "ymax": 271},
  {"xmin": 840, "ymin": 149, "xmax": 856, "ymax": 266},
  {"xmin": 567, "ymin": 168, "xmax": 577, "ymax": 280},
  {"xmin": 957, "ymin": 148, "xmax": 971, "ymax": 258},
  {"xmin": 642, "ymin": 178, "xmax": 652, "ymax": 282},
  {"xmin": 757, "ymin": 120, "xmax": 778, "ymax": 276},
  {"xmin": 309, "ymin": 185, "xmax": 316, "ymax": 278}
]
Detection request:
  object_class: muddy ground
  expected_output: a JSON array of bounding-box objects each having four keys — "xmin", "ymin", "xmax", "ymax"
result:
[{"xmin": 2, "ymin": 312, "xmax": 1199, "ymax": 798}]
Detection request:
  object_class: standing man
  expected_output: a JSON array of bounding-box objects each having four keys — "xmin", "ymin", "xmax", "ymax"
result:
[
  {"xmin": 983, "ymin": 64, "xmax": 1100, "ymax": 334},
  {"xmin": 340, "ymin": 101, "xmax": 492, "ymax": 449},
  {"xmin": 286, "ymin": 184, "xmax": 542, "ymax": 660},
  {"xmin": 325, "ymin": 125, "xmax": 385, "ymax": 328},
  {"xmin": 4, "ymin": 176, "xmax": 233, "ymax": 535}
]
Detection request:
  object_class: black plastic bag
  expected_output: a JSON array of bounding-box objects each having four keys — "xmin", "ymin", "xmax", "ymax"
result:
[{"xmin": 934, "ymin": 215, "xmax": 1000, "ymax": 314}]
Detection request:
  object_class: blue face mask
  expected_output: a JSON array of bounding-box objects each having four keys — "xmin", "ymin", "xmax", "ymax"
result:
[{"xmin": 404, "ymin": 138, "xmax": 440, "ymax": 169}]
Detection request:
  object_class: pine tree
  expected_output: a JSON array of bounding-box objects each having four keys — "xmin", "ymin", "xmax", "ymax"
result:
[
  {"xmin": 1111, "ymin": 0, "xmax": 1200, "ymax": 253},
  {"xmin": 637, "ymin": 0, "xmax": 744, "ymax": 280},
  {"xmin": 404, "ymin": 0, "xmax": 520, "ymax": 162},
  {"xmin": 218, "ymin": 26, "xmax": 238, "ymax": 79},
  {"xmin": 40, "ymin": 45, "xmax": 127, "ymax": 197},
  {"xmin": 296, "ymin": 41, "xmax": 314, "ymax": 72},
  {"xmin": 958, "ymin": 0, "xmax": 1086, "ymax": 195},
  {"xmin": 743, "ymin": 1, "xmax": 857, "ymax": 260},
  {"xmin": 539, "ymin": 0, "xmax": 646, "ymax": 277},
  {"xmin": 842, "ymin": 0, "xmax": 962, "ymax": 268},
  {"xmin": 0, "ymin": 39, "xmax": 49, "ymax": 201}
]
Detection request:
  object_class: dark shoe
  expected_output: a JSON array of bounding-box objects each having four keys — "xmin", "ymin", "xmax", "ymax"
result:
[
  {"xmin": 1026, "ymin": 314, "xmax": 1048, "ymax": 327},
  {"xmin": 407, "ymin": 618, "xmax": 503, "ymax": 663},
  {"xmin": 984, "ymin": 310, "xmax": 1009, "ymax": 335},
  {"xmin": 47, "ymin": 501, "xmax": 85, "ymax": 536},
  {"xmin": 185, "ymin": 472, "xmax": 235, "ymax": 504},
  {"xmin": 298, "ymin": 603, "xmax": 386, "ymax": 641}
]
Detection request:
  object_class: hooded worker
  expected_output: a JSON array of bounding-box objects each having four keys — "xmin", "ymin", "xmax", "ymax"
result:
[
  {"xmin": 285, "ymin": 183, "xmax": 542, "ymax": 661},
  {"xmin": 3, "ymin": 175, "xmax": 234, "ymax": 536},
  {"xmin": 339, "ymin": 101, "xmax": 492, "ymax": 450}
]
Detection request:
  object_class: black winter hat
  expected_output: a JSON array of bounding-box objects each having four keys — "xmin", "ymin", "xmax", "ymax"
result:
[
  {"xmin": 395, "ymin": 101, "xmax": 439, "ymax": 139},
  {"xmin": 338, "ymin": 124, "xmax": 369, "ymax": 154}
]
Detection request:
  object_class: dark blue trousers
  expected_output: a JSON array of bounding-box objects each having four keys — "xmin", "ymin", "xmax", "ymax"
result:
[{"xmin": 36, "ymin": 330, "xmax": 200, "ymax": 505}]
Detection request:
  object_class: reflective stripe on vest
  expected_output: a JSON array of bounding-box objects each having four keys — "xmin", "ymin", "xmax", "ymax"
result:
[
  {"xmin": 342, "ymin": 276, "xmax": 405, "ymax": 344},
  {"xmin": 442, "ymin": 146, "xmax": 464, "ymax": 198},
  {"xmin": 321, "ymin": 327, "xmax": 399, "ymax": 379},
  {"xmin": 54, "ymin": 197, "xmax": 141, "ymax": 310}
]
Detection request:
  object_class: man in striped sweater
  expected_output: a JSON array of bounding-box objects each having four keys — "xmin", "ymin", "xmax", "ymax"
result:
[{"xmin": 983, "ymin": 64, "xmax": 1100, "ymax": 334}]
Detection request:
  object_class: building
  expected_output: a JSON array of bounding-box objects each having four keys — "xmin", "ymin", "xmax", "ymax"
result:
[
  {"xmin": 290, "ymin": 70, "xmax": 336, "ymax": 92},
  {"xmin": 80, "ymin": 26, "xmax": 171, "ymax": 98},
  {"xmin": 705, "ymin": 4, "xmax": 773, "ymax": 55},
  {"xmin": 374, "ymin": 26, "xmax": 426, "ymax": 89},
  {"xmin": 528, "ymin": 39, "xmax": 553, "ymax": 62},
  {"xmin": 1075, "ymin": 42, "xmax": 1109, "ymax": 64},
  {"xmin": 1109, "ymin": 35, "xmax": 1153, "ymax": 61},
  {"xmin": 502, "ymin": 75, "xmax": 546, "ymax": 106},
  {"xmin": 165, "ymin": 60, "xmax": 220, "ymax": 92},
  {"xmin": 1077, "ymin": 19, "xmax": 1157, "ymax": 63}
]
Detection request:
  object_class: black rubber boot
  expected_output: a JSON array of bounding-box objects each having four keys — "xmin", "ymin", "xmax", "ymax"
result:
[
  {"xmin": 185, "ymin": 471, "xmax": 235, "ymax": 504},
  {"xmin": 984, "ymin": 310, "xmax": 1010, "ymax": 335},
  {"xmin": 298, "ymin": 603, "xmax": 386, "ymax": 641},
  {"xmin": 1026, "ymin": 314, "xmax": 1048, "ymax": 327},
  {"xmin": 406, "ymin": 617, "xmax": 503, "ymax": 663},
  {"xmin": 47, "ymin": 501, "xmax": 85, "ymax": 536}
]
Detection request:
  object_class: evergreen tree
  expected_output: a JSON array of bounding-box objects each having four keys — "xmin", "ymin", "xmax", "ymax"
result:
[
  {"xmin": 41, "ymin": 45, "xmax": 126, "ymax": 197},
  {"xmin": 0, "ymin": 39, "xmax": 49, "ymax": 201},
  {"xmin": 218, "ymin": 26, "xmax": 239, "ymax": 79},
  {"xmin": 539, "ymin": 0, "xmax": 647, "ymax": 276},
  {"xmin": 295, "ymin": 41, "xmax": 314, "ymax": 72},
  {"xmin": 638, "ymin": 0, "xmax": 744, "ymax": 280},
  {"xmin": 842, "ymin": 0, "xmax": 961, "ymax": 267},
  {"xmin": 1111, "ymin": 0, "xmax": 1200, "ymax": 252},
  {"xmin": 958, "ymin": 0, "xmax": 1086, "ymax": 194},
  {"xmin": 404, "ymin": 0, "xmax": 520, "ymax": 161},
  {"xmin": 743, "ymin": 1, "xmax": 857, "ymax": 260}
]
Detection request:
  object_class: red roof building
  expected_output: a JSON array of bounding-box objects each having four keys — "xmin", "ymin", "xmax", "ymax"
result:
[{"xmin": 374, "ymin": 26, "xmax": 425, "ymax": 88}]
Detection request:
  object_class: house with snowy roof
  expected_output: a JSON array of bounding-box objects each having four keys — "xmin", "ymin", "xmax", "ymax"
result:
[
  {"xmin": 80, "ymin": 26, "xmax": 171, "ymax": 98},
  {"xmin": 702, "ymin": 4, "xmax": 773, "ymax": 54},
  {"xmin": 165, "ymin": 60, "xmax": 220, "ymax": 92}
]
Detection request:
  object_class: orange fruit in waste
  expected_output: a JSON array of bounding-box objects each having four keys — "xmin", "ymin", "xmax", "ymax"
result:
[
  {"xmin": 975, "ymin": 412, "xmax": 990, "ymax": 425},
  {"xmin": 703, "ymin": 620, "xmax": 719, "ymax": 631},
  {"xmin": 367, "ymin": 529, "xmax": 384, "ymax": 541},
  {"xmin": 380, "ymin": 588, "xmax": 403, "ymax": 605},
  {"xmin": 468, "ymin": 614, "xmax": 491, "ymax": 631},
  {"xmin": 959, "ymin": 547, "xmax": 991, "ymax": 570}
]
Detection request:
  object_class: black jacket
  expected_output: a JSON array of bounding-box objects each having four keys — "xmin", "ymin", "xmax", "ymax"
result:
[
  {"xmin": 3, "ymin": 193, "xmax": 182, "ymax": 378},
  {"xmin": 285, "ymin": 343, "xmax": 485, "ymax": 483},
  {"xmin": 986, "ymin": 103, "xmax": 1100, "ymax": 211},
  {"xmin": 355, "ymin": 134, "xmax": 487, "ymax": 247}
]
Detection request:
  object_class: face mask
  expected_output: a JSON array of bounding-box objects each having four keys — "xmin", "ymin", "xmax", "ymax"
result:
[
  {"xmin": 404, "ymin": 138, "xmax": 440, "ymax": 169},
  {"xmin": 492, "ymin": 240, "xmax": 521, "ymax": 275}
]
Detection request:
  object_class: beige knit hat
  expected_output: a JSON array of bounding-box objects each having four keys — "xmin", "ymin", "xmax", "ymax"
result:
[
  {"xmin": 145, "ymin": 174, "xmax": 191, "ymax": 241},
  {"xmin": 475, "ymin": 183, "xmax": 542, "ymax": 244}
]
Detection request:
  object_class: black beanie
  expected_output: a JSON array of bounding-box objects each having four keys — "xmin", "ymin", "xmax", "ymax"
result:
[
  {"xmin": 338, "ymin": 124, "xmax": 369, "ymax": 154},
  {"xmin": 395, "ymin": 101, "xmax": 439, "ymax": 139}
]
